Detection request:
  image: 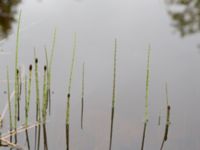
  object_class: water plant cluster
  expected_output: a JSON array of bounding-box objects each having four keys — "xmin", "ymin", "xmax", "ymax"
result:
[{"xmin": 0, "ymin": 13, "xmax": 171, "ymax": 150}]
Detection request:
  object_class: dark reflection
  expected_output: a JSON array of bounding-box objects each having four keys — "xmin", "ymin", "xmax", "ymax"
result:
[
  {"xmin": 34, "ymin": 124, "xmax": 41, "ymax": 150},
  {"xmin": 43, "ymin": 124, "xmax": 48, "ymax": 150},
  {"xmin": 66, "ymin": 123, "xmax": 69, "ymax": 150},
  {"xmin": 109, "ymin": 107, "xmax": 115, "ymax": 150},
  {"xmin": 0, "ymin": 0, "xmax": 22, "ymax": 39},
  {"xmin": 37, "ymin": 125, "xmax": 41, "ymax": 150},
  {"xmin": 25, "ymin": 129, "xmax": 30, "ymax": 150},
  {"xmin": 166, "ymin": 0, "xmax": 200, "ymax": 37}
]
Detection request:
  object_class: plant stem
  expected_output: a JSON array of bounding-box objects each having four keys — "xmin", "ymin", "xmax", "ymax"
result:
[
  {"xmin": 81, "ymin": 63, "xmax": 85, "ymax": 129},
  {"xmin": 66, "ymin": 33, "xmax": 77, "ymax": 150},
  {"xmin": 141, "ymin": 46, "xmax": 151, "ymax": 150},
  {"xmin": 6, "ymin": 66, "xmax": 13, "ymax": 141},
  {"xmin": 109, "ymin": 39, "xmax": 117, "ymax": 150}
]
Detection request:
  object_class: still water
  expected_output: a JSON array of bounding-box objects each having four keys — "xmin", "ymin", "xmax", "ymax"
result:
[{"xmin": 0, "ymin": 0, "xmax": 200, "ymax": 149}]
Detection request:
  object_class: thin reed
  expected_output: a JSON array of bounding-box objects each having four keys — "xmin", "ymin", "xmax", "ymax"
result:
[
  {"xmin": 34, "ymin": 54, "xmax": 41, "ymax": 123},
  {"xmin": 141, "ymin": 46, "xmax": 151, "ymax": 150},
  {"xmin": 160, "ymin": 83, "xmax": 171, "ymax": 150},
  {"xmin": 47, "ymin": 29, "xmax": 57, "ymax": 115},
  {"xmin": 14, "ymin": 11, "xmax": 21, "ymax": 132},
  {"xmin": 42, "ymin": 66, "xmax": 48, "ymax": 123},
  {"xmin": 109, "ymin": 39, "xmax": 117, "ymax": 150},
  {"xmin": 25, "ymin": 65, "xmax": 33, "ymax": 127},
  {"xmin": 6, "ymin": 66, "xmax": 13, "ymax": 143},
  {"xmin": 81, "ymin": 63, "xmax": 85, "ymax": 129},
  {"xmin": 66, "ymin": 33, "xmax": 77, "ymax": 150},
  {"xmin": 34, "ymin": 54, "xmax": 40, "ymax": 150}
]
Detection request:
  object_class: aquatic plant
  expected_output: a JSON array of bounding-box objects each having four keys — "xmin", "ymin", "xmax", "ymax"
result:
[
  {"xmin": 141, "ymin": 46, "xmax": 151, "ymax": 150},
  {"xmin": 25, "ymin": 65, "xmax": 33, "ymax": 127},
  {"xmin": 25, "ymin": 129, "xmax": 30, "ymax": 150},
  {"xmin": 81, "ymin": 63, "xmax": 85, "ymax": 129},
  {"xmin": 42, "ymin": 66, "xmax": 48, "ymax": 123},
  {"xmin": 17, "ymin": 69, "xmax": 20, "ymax": 121},
  {"xmin": 66, "ymin": 33, "xmax": 77, "ymax": 150},
  {"xmin": 14, "ymin": 11, "xmax": 21, "ymax": 132},
  {"xmin": 47, "ymin": 29, "xmax": 57, "ymax": 115},
  {"xmin": 34, "ymin": 51, "xmax": 41, "ymax": 150},
  {"xmin": 109, "ymin": 39, "xmax": 117, "ymax": 150},
  {"xmin": 6, "ymin": 66, "xmax": 13, "ymax": 143},
  {"xmin": 160, "ymin": 83, "xmax": 171, "ymax": 150}
]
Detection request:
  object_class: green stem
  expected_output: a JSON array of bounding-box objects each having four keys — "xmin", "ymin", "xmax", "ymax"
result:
[
  {"xmin": 14, "ymin": 11, "xmax": 21, "ymax": 130},
  {"xmin": 6, "ymin": 66, "xmax": 12, "ymax": 131}
]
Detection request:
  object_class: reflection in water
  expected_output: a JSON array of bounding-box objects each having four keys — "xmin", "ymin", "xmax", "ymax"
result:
[
  {"xmin": 66, "ymin": 123, "xmax": 69, "ymax": 150},
  {"xmin": 43, "ymin": 124, "xmax": 48, "ymax": 150},
  {"xmin": 25, "ymin": 129, "xmax": 30, "ymax": 150},
  {"xmin": 37, "ymin": 125, "xmax": 41, "ymax": 150},
  {"xmin": 166, "ymin": 0, "xmax": 200, "ymax": 36},
  {"xmin": 0, "ymin": 0, "xmax": 22, "ymax": 39}
]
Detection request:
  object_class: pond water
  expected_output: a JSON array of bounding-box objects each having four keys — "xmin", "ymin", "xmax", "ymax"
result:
[{"xmin": 0, "ymin": 0, "xmax": 200, "ymax": 150}]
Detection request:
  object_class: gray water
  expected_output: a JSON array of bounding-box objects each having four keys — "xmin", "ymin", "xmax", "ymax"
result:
[{"xmin": 0, "ymin": 0, "xmax": 200, "ymax": 150}]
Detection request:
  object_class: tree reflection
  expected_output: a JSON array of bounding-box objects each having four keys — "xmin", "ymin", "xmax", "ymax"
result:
[
  {"xmin": 0, "ymin": 0, "xmax": 21, "ymax": 39},
  {"xmin": 166, "ymin": 0, "xmax": 200, "ymax": 37}
]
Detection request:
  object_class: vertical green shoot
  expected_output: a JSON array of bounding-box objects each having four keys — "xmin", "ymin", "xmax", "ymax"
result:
[
  {"xmin": 141, "ymin": 46, "xmax": 151, "ymax": 150},
  {"xmin": 165, "ymin": 83, "xmax": 169, "ymax": 106},
  {"xmin": 35, "ymin": 57, "xmax": 40, "ymax": 123},
  {"xmin": 66, "ymin": 33, "xmax": 77, "ymax": 150},
  {"xmin": 47, "ymin": 29, "xmax": 57, "ymax": 115},
  {"xmin": 17, "ymin": 69, "xmax": 20, "ymax": 121},
  {"xmin": 160, "ymin": 83, "xmax": 171, "ymax": 150},
  {"xmin": 6, "ymin": 66, "xmax": 12, "ymax": 131},
  {"xmin": 42, "ymin": 66, "xmax": 48, "ymax": 123},
  {"xmin": 81, "ymin": 62, "xmax": 85, "ymax": 129},
  {"xmin": 34, "ymin": 54, "xmax": 40, "ymax": 150},
  {"xmin": 112, "ymin": 39, "xmax": 117, "ymax": 108},
  {"xmin": 14, "ymin": 11, "xmax": 21, "ymax": 131},
  {"xmin": 66, "ymin": 32, "xmax": 77, "ymax": 124},
  {"xmin": 25, "ymin": 75, "xmax": 27, "ymax": 127},
  {"xmin": 144, "ymin": 46, "xmax": 151, "ymax": 122},
  {"xmin": 25, "ymin": 65, "xmax": 33, "ymax": 127},
  {"xmin": 109, "ymin": 38, "xmax": 117, "ymax": 150},
  {"xmin": 45, "ymin": 47, "xmax": 48, "ymax": 68}
]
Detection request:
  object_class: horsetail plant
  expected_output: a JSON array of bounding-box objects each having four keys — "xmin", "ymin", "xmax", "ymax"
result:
[
  {"xmin": 17, "ymin": 69, "xmax": 20, "ymax": 121},
  {"xmin": 14, "ymin": 11, "xmax": 21, "ymax": 135},
  {"xmin": 42, "ymin": 66, "xmax": 48, "ymax": 123},
  {"xmin": 34, "ymin": 53, "xmax": 41, "ymax": 150},
  {"xmin": 6, "ymin": 66, "xmax": 13, "ymax": 142},
  {"xmin": 47, "ymin": 29, "xmax": 57, "ymax": 115},
  {"xmin": 81, "ymin": 63, "xmax": 85, "ymax": 129},
  {"xmin": 160, "ymin": 83, "xmax": 171, "ymax": 150},
  {"xmin": 25, "ymin": 129, "xmax": 30, "ymax": 150},
  {"xmin": 18, "ymin": 67, "xmax": 22, "ymax": 121},
  {"xmin": 34, "ymin": 53, "xmax": 41, "ymax": 122},
  {"xmin": 66, "ymin": 33, "xmax": 77, "ymax": 150},
  {"xmin": 45, "ymin": 47, "xmax": 48, "ymax": 68},
  {"xmin": 109, "ymin": 39, "xmax": 117, "ymax": 150},
  {"xmin": 141, "ymin": 46, "xmax": 151, "ymax": 150},
  {"xmin": 25, "ymin": 65, "xmax": 33, "ymax": 127}
]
